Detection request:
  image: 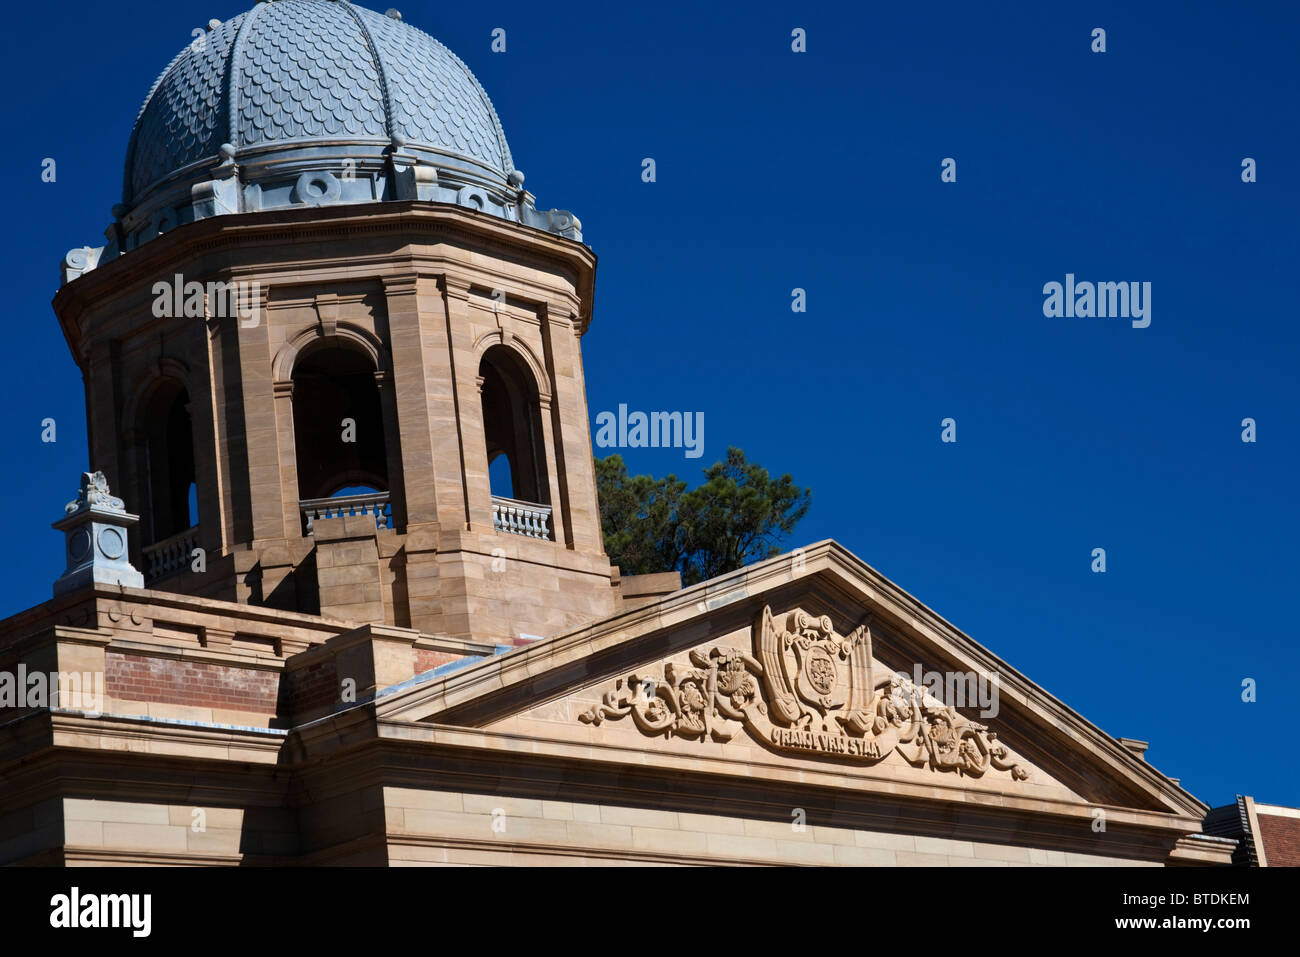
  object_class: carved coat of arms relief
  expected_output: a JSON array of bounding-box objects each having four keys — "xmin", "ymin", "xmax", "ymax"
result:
[{"xmin": 580, "ymin": 605, "xmax": 1029, "ymax": 781}]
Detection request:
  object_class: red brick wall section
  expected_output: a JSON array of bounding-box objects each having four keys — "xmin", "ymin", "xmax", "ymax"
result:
[
  {"xmin": 286, "ymin": 658, "xmax": 340, "ymax": 714},
  {"xmin": 104, "ymin": 650, "xmax": 485, "ymax": 721},
  {"xmin": 1257, "ymin": 813, "xmax": 1300, "ymax": 867},
  {"xmin": 106, "ymin": 652, "xmax": 279, "ymax": 715},
  {"xmin": 413, "ymin": 649, "xmax": 461, "ymax": 674}
]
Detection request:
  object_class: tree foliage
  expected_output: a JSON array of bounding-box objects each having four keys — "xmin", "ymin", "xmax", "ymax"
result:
[{"xmin": 595, "ymin": 447, "xmax": 811, "ymax": 586}]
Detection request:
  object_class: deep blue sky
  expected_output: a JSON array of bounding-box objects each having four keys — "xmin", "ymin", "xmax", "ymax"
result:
[{"xmin": 2, "ymin": 1, "xmax": 1296, "ymax": 810}]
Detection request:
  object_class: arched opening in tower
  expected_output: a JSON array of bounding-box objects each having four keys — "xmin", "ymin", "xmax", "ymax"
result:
[
  {"xmin": 480, "ymin": 347, "xmax": 548, "ymax": 505},
  {"xmin": 140, "ymin": 379, "xmax": 197, "ymax": 545},
  {"xmin": 291, "ymin": 345, "xmax": 389, "ymax": 500}
]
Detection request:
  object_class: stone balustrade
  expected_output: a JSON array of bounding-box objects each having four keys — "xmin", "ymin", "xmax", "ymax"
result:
[
  {"xmin": 301, "ymin": 491, "xmax": 392, "ymax": 535},
  {"xmin": 142, "ymin": 525, "xmax": 201, "ymax": 583},
  {"xmin": 492, "ymin": 495, "xmax": 553, "ymax": 540}
]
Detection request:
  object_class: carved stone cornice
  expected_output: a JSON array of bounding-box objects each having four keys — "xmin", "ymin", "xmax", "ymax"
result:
[{"xmin": 52, "ymin": 201, "xmax": 597, "ymax": 354}]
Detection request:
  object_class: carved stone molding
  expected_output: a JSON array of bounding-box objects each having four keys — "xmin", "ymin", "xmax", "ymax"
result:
[{"xmin": 580, "ymin": 605, "xmax": 1029, "ymax": 781}]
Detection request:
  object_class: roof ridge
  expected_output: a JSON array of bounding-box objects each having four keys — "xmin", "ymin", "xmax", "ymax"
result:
[
  {"xmin": 340, "ymin": 2, "xmax": 396, "ymax": 142},
  {"xmin": 227, "ymin": 0, "xmax": 271, "ymax": 159}
]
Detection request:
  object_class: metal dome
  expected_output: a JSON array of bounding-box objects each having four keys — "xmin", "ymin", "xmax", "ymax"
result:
[
  {"xmin": 124, "ymin": 0, "xmax": 514, "ymax": 204},
  {"xmin": 61, "ymin": 0, "xmax": 581, "ymax": 282}
]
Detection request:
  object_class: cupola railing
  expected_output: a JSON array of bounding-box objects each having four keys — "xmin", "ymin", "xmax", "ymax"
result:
[
  {"xmin": 300, "ymin": 492, "xmax": 393, "ymax": 536},
  {"xmin": 142, "ymin": 525, "xmax": 201, "ymax": 583},
  {"xmin": 491, "ymin": 495, "xmax": 553, "ymax": 540}
]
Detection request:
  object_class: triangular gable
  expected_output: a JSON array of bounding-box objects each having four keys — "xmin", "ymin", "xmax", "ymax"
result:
[{"xmin": 375, "ymin": 540, "xmax": 1206, "ymax": 827}]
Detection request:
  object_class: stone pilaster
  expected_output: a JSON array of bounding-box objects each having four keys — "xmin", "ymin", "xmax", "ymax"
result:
[
  {"xmin": 442, "ymin": 276, "xmax": 494, "ymax": 533},
  {"xmin": 235, "ymin": 292, "xmax": 287, "ymax": 544},
  {"xmin": 541, "ymin": 301, "xmax": 603, "ymax": 551},
  {"xmin": 382, "ymin": 275, "xmax": 439, "ymax": 527}
]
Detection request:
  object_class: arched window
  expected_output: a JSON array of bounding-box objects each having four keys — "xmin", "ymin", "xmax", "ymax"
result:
[
  {"xmin": 292, "ymin": 344, "xmax": 389, "ymax": 500},
  {"xmin": 480, "ymin": 346, "xmax": 547, "ymax": 504},
  {"xmin": 140, "ymin": 379, "xmax": 196, "ymax": 544}
]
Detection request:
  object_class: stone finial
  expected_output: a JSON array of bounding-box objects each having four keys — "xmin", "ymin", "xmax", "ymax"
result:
[
  {"xmin": 64, "ymin": 470, "xmax": 124, "ymax": 515},
  {"xmin": 51, "ymin": 471, "xmax": 144, "ymax": 596}
]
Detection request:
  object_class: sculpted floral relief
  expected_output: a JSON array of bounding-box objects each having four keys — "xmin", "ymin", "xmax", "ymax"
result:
[{"xmin": 580, "ymin": 605, "xmax": 1029, "ymax": 781}]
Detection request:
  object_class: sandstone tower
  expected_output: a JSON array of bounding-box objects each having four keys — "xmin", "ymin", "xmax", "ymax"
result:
[{"xmin": 53, "ymin": 0, "xmax": 615, "ymax": 644}]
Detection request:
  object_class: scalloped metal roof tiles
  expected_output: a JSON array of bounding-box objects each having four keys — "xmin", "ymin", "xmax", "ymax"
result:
[{"xmin": 124, "ymin": 0, "xmax": 513, "ymax": 203}]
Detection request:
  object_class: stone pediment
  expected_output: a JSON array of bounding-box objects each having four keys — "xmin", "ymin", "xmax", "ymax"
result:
[{"xmin": 374, "ymin": 541, "xmax": 1205, "ymax": 827}]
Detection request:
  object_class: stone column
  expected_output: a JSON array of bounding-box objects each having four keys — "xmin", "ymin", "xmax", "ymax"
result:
[
  {"xmin": 535, "ymin": 394, "xmax": 568, "ymax": 546},
  {"xmin": 381, "ymin": 275, "xmax": 439, "ymax": 526},
  {"xmin": 214, "ymin": 307, "xmax": 255, "ymax": 546},
  {"xmin": 194, "ymin": 315, "xmax": 228, "ymax": 557},
  {"xmin": 540, "ymin": 302, "xmax": 603, "ymax": 551},
  {"xmin": 271, "ymin": 378, "xmax": 300, "ymax": 540},
  {"xmin": 375, "ymin": 367, "xmax": 407, "ymax": 531},
  {"xmin": 235, "ymin": 293, "xmax": 287, "ymax": 544},
  {"xmin": 442, "ymin": 276, "xmax": 493, "ymax": 533},
  {"xmin": 383, "ymin": 274, "xmax": 444, "ymax": 635}
]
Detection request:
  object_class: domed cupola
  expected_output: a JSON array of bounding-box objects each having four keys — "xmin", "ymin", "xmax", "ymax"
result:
[{"xmin": 64, "ymin": 0, "xmax": 579, "ymax": 281}]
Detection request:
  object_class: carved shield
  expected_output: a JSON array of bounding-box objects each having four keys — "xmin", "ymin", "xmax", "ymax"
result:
[{"xmin": 792, "ymin": 640, "xmax": 847, "ymax": 713}]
